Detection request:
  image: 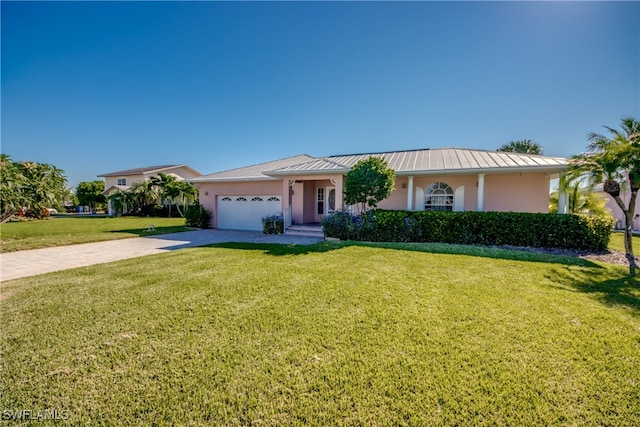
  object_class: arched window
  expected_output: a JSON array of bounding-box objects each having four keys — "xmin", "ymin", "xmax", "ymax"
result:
[{"xmin": 425, "ymin": 182, "xmax": 454, "ymax": 211}]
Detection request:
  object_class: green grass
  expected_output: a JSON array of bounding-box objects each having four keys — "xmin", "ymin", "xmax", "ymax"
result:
[
  {"xmin": 1, "ymin": 241, "xmax": 639, "ymax": 425},
  {"xmin": 608, "ymin": 231, "xmax": 640, "ymax": 254},
  {"xmin": 0, "ymin": 216, "xmax": 188, "ymax": 252}
]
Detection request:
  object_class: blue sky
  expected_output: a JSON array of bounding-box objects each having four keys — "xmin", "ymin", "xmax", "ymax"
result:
[{"xmin": 2, "ymin": 1, "xmax": 639, "ymax": 189}]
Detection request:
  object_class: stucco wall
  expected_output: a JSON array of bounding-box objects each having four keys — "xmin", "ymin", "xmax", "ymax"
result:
[
  {"xmin": 484, "ymin": 173, "xmax": 549, "ymax": 213},
  {"xmin": 104, "ymin": 173, "xmax": 146, "ymax": 189},
  {"xmin": 376, "ymin": 173, "xmax": 550, "ymax": 213},
  {"xmin": 375, "ymin": 175, "xmax": 477, "ymax": 211}
]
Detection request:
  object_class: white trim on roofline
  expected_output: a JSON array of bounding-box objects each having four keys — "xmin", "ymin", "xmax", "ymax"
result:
[{"xmin": 190, "ymin": 176, "xmax": 280, "ymax": 183}]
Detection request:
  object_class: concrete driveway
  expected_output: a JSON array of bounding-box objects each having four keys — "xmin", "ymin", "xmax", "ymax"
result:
[{"xmin": 0, "ymin": 229, "xmax": 324, "ymax": 281}]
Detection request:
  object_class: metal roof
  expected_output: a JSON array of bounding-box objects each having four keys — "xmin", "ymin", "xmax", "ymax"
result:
[
  {"xmin": 190, "ymin": 154, "xmax": 316, "ymax": 182},
  {"xmin": 267, "ymin": 148, "xmax": 568, "ymax": 176},
  {"xmin": 192, "ymin": 148, "xmax": 568, "ymax": 182}
]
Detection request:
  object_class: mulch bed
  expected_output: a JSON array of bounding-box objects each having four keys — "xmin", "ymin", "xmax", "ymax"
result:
[{"xmin": 496, "ymin": 245, "xmax": 637, "ymax": 267}]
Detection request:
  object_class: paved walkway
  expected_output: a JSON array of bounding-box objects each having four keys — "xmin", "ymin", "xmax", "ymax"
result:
[{"xmin": 0, "ymin": 230, "xmax": 324, "ymax": 281}]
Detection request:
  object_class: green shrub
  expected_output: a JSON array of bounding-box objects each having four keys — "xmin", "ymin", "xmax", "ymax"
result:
[
  {"xmin": 185, "ymin": 202, "xmax": 211, "ymax": 229},
  {"xmin": 322, "ymin": 210, "xmax": 614, "ymax": 251},
  {"xmin": 262, "ymin": 214, "xmax": 284, "ymax": 234}
]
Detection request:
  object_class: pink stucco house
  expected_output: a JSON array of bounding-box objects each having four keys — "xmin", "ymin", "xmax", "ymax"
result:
[{"xmin": 191, "ymin": 148, "xmax": 569, "ymax": 232}]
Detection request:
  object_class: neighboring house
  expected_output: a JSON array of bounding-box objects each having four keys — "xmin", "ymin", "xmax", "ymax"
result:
[
  {"xmin": 191, "ymin": 148, "xmax": 569, "ymax": 232},
  {"xmin": 99, "ymin": 165, "xmax": 202, "ymax": 215},
  {"xmin": 596, "ymin": 185, "xmax": 640, "ymax": 231}
]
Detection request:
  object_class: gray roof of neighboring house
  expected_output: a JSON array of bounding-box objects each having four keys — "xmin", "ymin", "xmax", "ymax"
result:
[
  {"xmin": 102, "ymin": 185, "xmax": 131, "ymax": 195},
  {"xmin": 98, "ymin": 164, "xmax": 201, "ymax": 177},
  {"xmin": 192, "ymin": 148, "xmax": 569, "ymax": 182}
]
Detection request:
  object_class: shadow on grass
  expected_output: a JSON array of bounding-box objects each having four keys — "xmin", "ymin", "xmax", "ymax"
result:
[
  {"xmin": 207, "ymin": 240, "xmax": 603, "ymax": 268},
  {"xmin": 211, "ymin": 240, "xmax": 640, "ymax": 314},
  {"xmin": 549, "ymin": 268, "xmax": 640, "ymax": 316}
]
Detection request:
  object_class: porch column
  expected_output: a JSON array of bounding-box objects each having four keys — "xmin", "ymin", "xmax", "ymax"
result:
[
  {"xmin": 407, "ymin": 176, "xmax": 414, "ymax": 211},
  {"xmin": 477, "ymin": 173, "xmax": 485, "ymax": 212},
  {"xmin": 334, "ymin": 175, "xmax": 344, "ymax": 211},
  {"xmin": 557, "ymin": 174, "xmax": 568, "ymax": 214}
]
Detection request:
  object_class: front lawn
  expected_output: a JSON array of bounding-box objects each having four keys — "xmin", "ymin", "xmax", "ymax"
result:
[
  {"xmin": 607, "ymin": 231, "xmax": 640, "ymax": 254},
  {"xmin": 1, "ymin": 242, "xmax": 638, "ymax": 425},
  {"xmin": 0, "ymin": 216, "xmax": 188, "ymax": 252}
]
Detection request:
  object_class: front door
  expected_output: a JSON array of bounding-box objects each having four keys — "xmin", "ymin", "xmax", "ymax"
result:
[{"xmin": 316, "ymin": 186, "xmax": 336, "ymax": 220}]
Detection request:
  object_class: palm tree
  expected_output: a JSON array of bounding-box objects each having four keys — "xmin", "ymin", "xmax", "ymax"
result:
[
  {"xmin": 568, "ymin": 116, "xmax": 640, "ymax": 275},
  {"xmin": 108, "ymin": 189, "xmax": 134, "ymax": 216},
  {"xmin": 0, "ymin": 154, "xmax": 27, "ymax": 215},
  {"xmin": 176, "ymin": 181, "xmax": 198, "ymax": 217},
  {"xmin": 549, "ymin": 179, "xmax": 611, "ymax": 218},
  {"xmin": 20, "ymin": 161, "xmax": 68, "ymax": 217},
  {"xmin": 149, "ymin": 173, "xmax": 179, "ymax": 217},
  {"xmin": 130, "ymin": 181, "xmax": 158, "ymax": 214},
  {"xmin": 498, "ymin": 140, "xmax": 543, "ymax": 155}
]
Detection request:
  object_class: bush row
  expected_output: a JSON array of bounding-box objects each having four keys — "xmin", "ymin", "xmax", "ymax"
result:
[
  {"xmin": 185, "ymin": 202, "xmax": 212, "ymax": 228},
  {"xmin": 262, "ymin": 214, "xmax": 284, "ymax": 234},
  {"xmin": 322, "ymin": 210, "xmax": 614, "ymax": 251}
]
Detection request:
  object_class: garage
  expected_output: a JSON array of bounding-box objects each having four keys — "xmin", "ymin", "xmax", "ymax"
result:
[{"xmin": 216, "ymin": 195, "xmax": 282, "ymax": 231}]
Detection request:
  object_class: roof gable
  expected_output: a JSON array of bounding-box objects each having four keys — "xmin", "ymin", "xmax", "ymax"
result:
[
  {"xmin": 191, "ymin": 154, "xmax": 316, "ymax": 182},
  {"xmin": 99, "ymin": 164, "xmax": 201, "ymax": 178}
]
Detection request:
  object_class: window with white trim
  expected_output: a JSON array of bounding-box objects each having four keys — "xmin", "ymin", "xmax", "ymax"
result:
[
  {"xmin": 425, "ymin": 182, "xmax": 454, "ymax": 211},
  {"xmin": 117, "ymin": 178, "xmax": 126, "ymax": 186}
]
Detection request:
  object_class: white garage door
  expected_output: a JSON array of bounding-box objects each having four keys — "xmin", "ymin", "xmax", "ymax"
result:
[{"xmin": 217, "ymin": 195, "xmax": 282, "ymax": 231}]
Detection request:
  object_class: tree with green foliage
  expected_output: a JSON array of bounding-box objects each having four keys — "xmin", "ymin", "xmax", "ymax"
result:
[
  {"xmin": 0, "ymin": 154, "xmax": 27, "ymax": 215},
  {"xmin": 76, "ymin": 180, "xmax": 106, "ymax": 212},
  {"xmin": 148, "ymin": 173, "xmax": 175, "ymax": 211},
  {"xmin": 174, "ymin": 180, "xmax": 198, "ymax": 217},
  {"xmin": 149, "ymin": 173, "xmax": 198, "ymax": 217},
  {"xmin": 107, "ymin": 189, "xmax": 134, "ymax": 216},
  {"xmin": 549, "ymin": 180, "xmax": 611, "ymax": 218},
  {"xmin": 0, "ymin": 155, "xmax": 68, "ymax": 218},
  {"xmin": 498, "ymin": 140, "xmax": 543, "ymax": 155},
  {"xmin": 344, "ymin": 156, "xmax": 396, "ymax": 213},
  {"xmin": 130, "ymin": 181, "xmax": 158, "ymax": 214},
  {"xmin": 568, "ymin": 116, "xmax": 640, "ymax": 275}
]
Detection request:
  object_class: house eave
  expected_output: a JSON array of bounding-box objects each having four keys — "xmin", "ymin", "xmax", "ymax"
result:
[
  {"xmin": 189, "ymin": 176, "xmax": 279, "ymax": 183},
  {"xmin": 265, "ymin": 165, "xmax": 569, "ymax": 178},
  {"xmin": 395, "ymin": 165, "xmax": 569, "ymax": 176},
  {"xmin": 264, "ymin": 169, "xmax": 349, "ymax": 177}
]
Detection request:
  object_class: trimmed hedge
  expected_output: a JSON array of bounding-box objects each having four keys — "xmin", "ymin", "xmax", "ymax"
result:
[{"xmin": 322, "ymin": 210, "xmax": 614, "ymax": 251}]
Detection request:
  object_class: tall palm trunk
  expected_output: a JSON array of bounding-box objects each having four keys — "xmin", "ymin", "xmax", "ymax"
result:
[{"xmin": 612, "ymin": 191, "xmax": 638, "ymax": 275}]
